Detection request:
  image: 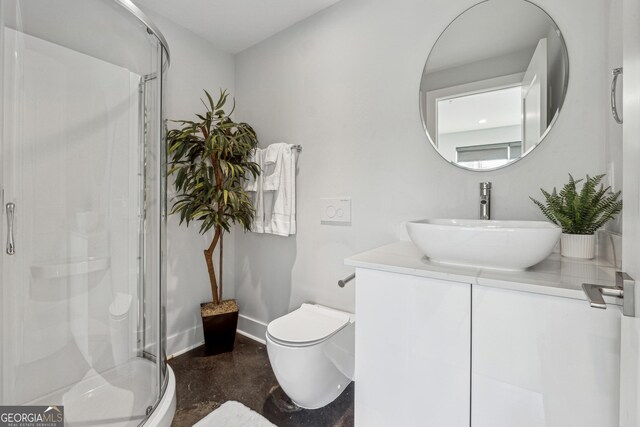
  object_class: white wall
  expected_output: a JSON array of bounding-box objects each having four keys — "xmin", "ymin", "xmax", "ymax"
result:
[
  {"xmin": 422, "ymin": 49, "xmax": 534, "ymax": 92},
  {"xmin": 232, "ymin": 0, "xmax": 614, "ymax": 330},
  {"xmin": 605, "ymin": 0, "xmax": 623, "ymax": 233},
  {"xmin": 142, "ymin": 12, "xmax": 237, "ymax": 356}
]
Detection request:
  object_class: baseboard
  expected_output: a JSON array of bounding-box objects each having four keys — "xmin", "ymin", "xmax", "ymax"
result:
[
  {"xmin": 168, "ymin": 339, "xmax": 204, "ymax": 359},
  {"xmin": 167, "ymin": 313, "xmax": 268, "ymax": 358},
  {"xmin": 237, "ymin": 314, "xmax": 268, "ymax": 345},
  {"xmin": 236, "ymin": 329, "xmax": 266, "ymax": 345},
  {"xmin": 167, "ymin": 324, "xmax": 204, "ymax": 359}
]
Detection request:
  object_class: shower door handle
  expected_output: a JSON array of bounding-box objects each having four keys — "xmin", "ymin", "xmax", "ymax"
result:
[
  {"xmin": 611, "ymin": 67, "xmax": 623, "ymax": 124},
  {"xmin": 6, "ymin": 202, "xmax": 15, "ymax": 255}
]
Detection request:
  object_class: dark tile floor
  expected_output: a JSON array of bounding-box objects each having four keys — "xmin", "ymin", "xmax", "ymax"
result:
[{"xmin": 168, "ymin": 334, "xmax": 354, "ymax": 427}]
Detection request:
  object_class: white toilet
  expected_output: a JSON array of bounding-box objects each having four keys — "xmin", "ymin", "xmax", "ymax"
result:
[{"xmin": 266, "ymin": 303, "xmax": 355, "ymax": 409}]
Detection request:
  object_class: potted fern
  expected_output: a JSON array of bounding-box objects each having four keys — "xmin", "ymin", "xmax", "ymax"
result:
[
  {"xmin": 167, "ymin": 90, "xmax": 260, "ymax": 355},
  {"xmin": 530, "ymin": 174, "xmax": 622, "ymax": 259}
]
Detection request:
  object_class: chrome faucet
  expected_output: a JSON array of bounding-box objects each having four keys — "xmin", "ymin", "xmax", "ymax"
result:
[{"xmin": 480, "ymin": 182, "xmax": 491, "ymax": 220}]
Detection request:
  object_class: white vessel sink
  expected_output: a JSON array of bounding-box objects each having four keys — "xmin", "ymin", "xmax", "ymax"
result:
[{"xmin": 406, "ymin": 219, "xmax": 561, "ymax": 271}]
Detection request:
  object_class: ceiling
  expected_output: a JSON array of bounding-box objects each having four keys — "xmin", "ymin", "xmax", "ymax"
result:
[{"xmin": 134, "ymin": 0, "xmax": 342, "ymax": 53}]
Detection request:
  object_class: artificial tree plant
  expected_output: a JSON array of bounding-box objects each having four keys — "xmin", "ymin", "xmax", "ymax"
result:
[{"xmin": 167, "ymin": 89, "xmax": 259, "ymax": 353}]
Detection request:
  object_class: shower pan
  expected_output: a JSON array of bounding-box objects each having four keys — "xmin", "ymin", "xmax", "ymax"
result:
[{"xmin": 0, "ymin": 0, "xmax": 174, "ymax": 425}]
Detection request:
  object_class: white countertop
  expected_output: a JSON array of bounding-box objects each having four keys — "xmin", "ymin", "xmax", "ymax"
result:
[{"xmin": 345, "ymin": 241, "xmax": 621, "ymax": 304}]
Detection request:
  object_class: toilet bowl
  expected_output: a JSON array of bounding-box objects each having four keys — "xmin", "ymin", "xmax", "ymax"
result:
[{"xmin": 266, "ymin": 303, "xmax": 355, "ymax": 409}]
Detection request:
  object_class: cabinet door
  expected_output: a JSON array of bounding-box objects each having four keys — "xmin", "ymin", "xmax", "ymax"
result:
[
  {"xmin": 472, "ymin": 285, "xmax": 620, "ymax": 427},
  {"xmin": 355, "ymin": 269, "xmax": 470, "ymax": 427}
]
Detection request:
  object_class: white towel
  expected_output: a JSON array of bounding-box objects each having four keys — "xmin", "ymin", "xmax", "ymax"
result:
[
  {"xmin": 243, "ymin": 148, "xmax": 261, "ymax": 192},
  {"xmin": 262, "ymin": 142, "xmax": 288, "ymax": 191},
  {"xmin": 244, "ymin": 148, "xmax": 264, "ymax": 233},
  {"xmin": 264, "ymin": 144, "xmax": 297, "ymax": 236}
]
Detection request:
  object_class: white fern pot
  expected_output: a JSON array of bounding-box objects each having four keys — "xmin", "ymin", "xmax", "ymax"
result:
[{"xmin": 560, "ymin": 233, "xmax": 596, "ymax": 259}]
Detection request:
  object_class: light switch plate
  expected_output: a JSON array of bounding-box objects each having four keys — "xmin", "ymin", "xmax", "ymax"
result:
[{"xmin": 321, "ymin": 198, "xmax": 351, "ymax": 224}]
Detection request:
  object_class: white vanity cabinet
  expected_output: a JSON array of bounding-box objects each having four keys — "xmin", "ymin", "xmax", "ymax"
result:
[
  {"xmin": 348, "ymin": 242, "xmax": 622, "ymax": 427},
  {"xmin": 354, "ymin": 268, "xmax": 471, "ymax": 427},
  {"xmin": 472, "ymin": 285, "xmax": 621, "ymax": 427}
]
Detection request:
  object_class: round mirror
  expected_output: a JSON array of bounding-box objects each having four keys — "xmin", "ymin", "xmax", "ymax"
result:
[{"xmin": 419, "ymin": 0, "xmax": 569, "ymax": 171}]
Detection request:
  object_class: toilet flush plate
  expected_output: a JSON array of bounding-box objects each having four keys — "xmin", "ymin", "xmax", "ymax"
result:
[{"xmin": 320, "ymin": 198, "xmax": 351, "ymax": 224}]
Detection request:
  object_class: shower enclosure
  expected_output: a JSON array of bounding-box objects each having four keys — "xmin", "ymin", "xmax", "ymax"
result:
[{"xmin": 0, "ymin": 0, "xmax": 174, "ymax": 425}]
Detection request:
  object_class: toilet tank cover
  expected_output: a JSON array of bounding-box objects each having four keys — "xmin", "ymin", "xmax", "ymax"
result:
[{"xmin": 267, "ymin": 304, "xmax": 351, "ymax": 344}]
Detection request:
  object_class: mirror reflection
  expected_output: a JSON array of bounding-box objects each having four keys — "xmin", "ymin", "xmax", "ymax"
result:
[{"xmin": 420, "ymin": 0, "xmax": 569, "ymax": 170}]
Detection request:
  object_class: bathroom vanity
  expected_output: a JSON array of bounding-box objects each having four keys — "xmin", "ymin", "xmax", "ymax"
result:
[{"xmin": 346, "ymin": 242, "xmax": 621, "ymax": 427}]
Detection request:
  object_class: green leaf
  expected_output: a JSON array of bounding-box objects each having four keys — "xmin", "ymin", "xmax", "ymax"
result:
[
  {"xmin": 530, "ymin": 173, "xmax": 622, "ymax": 234},
  {"xmin": 204, "ymin": 90, "xmax": 215, "ymax": 111}
]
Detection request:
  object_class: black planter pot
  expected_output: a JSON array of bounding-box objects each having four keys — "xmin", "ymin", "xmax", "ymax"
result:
[{"xmin": 200, "ymin": 301, "xmax": 239, "ymax": 355}]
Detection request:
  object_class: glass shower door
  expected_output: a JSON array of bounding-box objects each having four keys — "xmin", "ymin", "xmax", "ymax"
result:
[{"xmin": 0, "ymin": 1, "xmax": 168, "ymax": 425}]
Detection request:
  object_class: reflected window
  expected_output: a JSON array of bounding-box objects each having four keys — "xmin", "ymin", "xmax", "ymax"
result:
[
  {"xmin": 456, "ymin": 141, "xmax": 522, "ymax": 169},
  {"xmin": 435, "ymin": 85, "xmax": 523, "ymax": 166}
]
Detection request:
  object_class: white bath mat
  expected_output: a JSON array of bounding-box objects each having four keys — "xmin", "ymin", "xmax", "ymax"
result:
[{"xmin": 194, "ymin": 401, "xmax": 277, "ymax": 427}]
